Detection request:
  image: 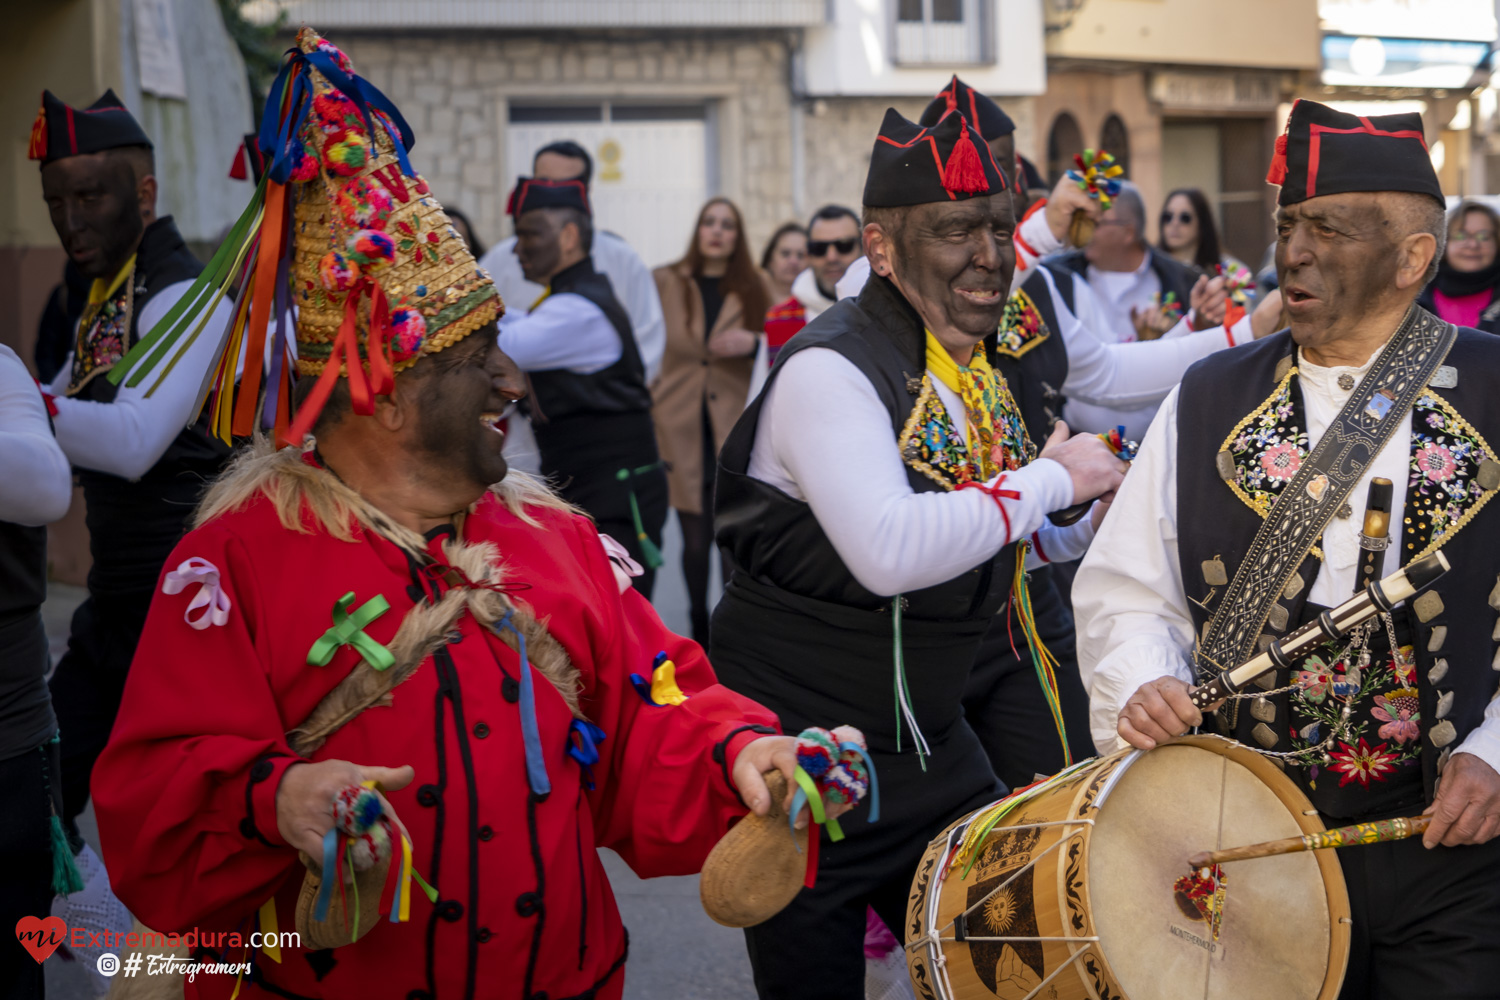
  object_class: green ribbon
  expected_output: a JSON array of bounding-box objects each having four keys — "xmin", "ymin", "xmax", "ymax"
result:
[
  {"xmin": 307, "ymin": 592, "xmax": 395, "ymax": 670},
  {"xmin": 614, "ymin": 464, "xmax": 665, "ymax": 570}
]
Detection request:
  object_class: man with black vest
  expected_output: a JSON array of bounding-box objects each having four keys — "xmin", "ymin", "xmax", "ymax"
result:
[
  {"xmin": 711, "ymin": 107, "xmax": 1127, "ymax": 997},
  {"xmin": 32, "ymin": 90, "xmax": 234, "ymax": 877},
  {"xmin": 1078, "ymin": 99, "xmax": 1500, "ymax": 995},
  {"xmin": 501, "ymin": 177, "xmax": 667, "ymax": 595},
  {"xmin": 838, "ymin": 76, "xmax": 1280, "ymax": 788}
]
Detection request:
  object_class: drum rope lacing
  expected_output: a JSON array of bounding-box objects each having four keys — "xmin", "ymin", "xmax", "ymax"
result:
[
  {"xmin": 1196, "ymin": 611, "xmax": 1404, "ymax": 764},
  {"xmin": 910, "ymin": 818, "xmax": 1099, "ymax": 1000}
]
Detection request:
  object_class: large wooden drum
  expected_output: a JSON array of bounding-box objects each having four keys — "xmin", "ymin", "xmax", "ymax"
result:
[{"xmin": 906, "ymin": 735, "xmax": 1350, "ymax": 1000}]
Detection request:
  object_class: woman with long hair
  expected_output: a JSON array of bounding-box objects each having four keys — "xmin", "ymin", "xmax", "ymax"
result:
[
  {"xmin": 1158, "ymin": 187, "xmax": 1252, "ymax": 303},
  {"xmin": 652, "ymin": 198, "xmax": 769, "ymax": 642},
  {"xmin": 1419, "ymin": 199, "xmax": 1500, "ymax": 333}
]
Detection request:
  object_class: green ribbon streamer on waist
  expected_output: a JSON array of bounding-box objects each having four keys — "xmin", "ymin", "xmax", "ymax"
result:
[{"xmin": 307, "ymin": 592, "xmax": 395, "ymax": 671}]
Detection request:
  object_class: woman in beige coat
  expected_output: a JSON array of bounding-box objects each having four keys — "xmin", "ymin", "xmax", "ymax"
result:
[{"xmin": 652, "ymin": 198, "xmax": 768, "ymax": 642}]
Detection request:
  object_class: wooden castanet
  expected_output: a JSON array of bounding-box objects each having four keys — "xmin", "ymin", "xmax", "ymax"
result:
[{"xmin": 1188, "ymin": 815, "xmax": 1431, "ymax": 870}]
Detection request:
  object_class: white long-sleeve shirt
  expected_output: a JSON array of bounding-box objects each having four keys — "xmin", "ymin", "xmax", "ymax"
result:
[
  {"xmin": 480, "ymin": 231, "xmax": 665, "ymax": 383},
  {"xmin": 747, "ymin": 345, "xmax": 1094, "ymax": 596},
  {"xmin": 0, "ymin": 345, "xmax": 72, "ymax": 526},
  {"xmin": 1074, "ymin": 350, "xmax": 1500, "ymax": 775},
  {"xmin": 497, "ymin": 291, "xmax": 620, "ymax": 374},
  {"xmin": 48, "ymin": 280, "xmax": 236, "ymax": 481},
  {"xmin": 834, "ymin": 211, "xmax": 1252, "ymax": 440}
]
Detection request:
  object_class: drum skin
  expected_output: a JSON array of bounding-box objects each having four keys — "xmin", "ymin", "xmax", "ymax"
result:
[{"xmin": 905, "ymin": 735, "xmax": 1351, "ymax": 1000}]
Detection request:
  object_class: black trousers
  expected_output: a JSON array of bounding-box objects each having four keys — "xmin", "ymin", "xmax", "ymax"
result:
[
  {"xmin": 742, "ymin": 726, "xmax": 1002, "ymax": 999},
  {"xmin": 48, "ymin": 595, "xmax": 144, "ymax": 849},
  {"xmin": 963, "ymin": 566, "xmax": 1096, "ymax": 789},
  {"xmin": 0, "ymin": 740, "xmax": 63, "ymax": 1000},
  {"xmin": 1336, "ymin": 831, "xmax": 1500, "ymax": 999}
]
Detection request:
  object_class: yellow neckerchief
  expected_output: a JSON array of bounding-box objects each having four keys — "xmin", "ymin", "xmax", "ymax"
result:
[
  {"xmin": 925, "ymin": 330, "xmax": 1001, "ymax": 480},
  {"xmin": 529, "ymin": 288, "xmax": 551, "ymax": 312},
  {"xmin": 88, "ymin": 254, "xmax": 136, "ymax": 307}
]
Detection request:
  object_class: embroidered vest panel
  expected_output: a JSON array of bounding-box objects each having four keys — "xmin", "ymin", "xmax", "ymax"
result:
[
  {"xmin": 1175, "ymin": 328, "xmax": 1500, "ymax": 817},
  {"xmin": 69, "ymin": 217, "xmax": 231, "ymax": 603},
  {"xmin": 992, "ymin": 267, "xmax": 1070, "ymax": 451},
  {"xmin": 715, "ymin": 274, "xmax": 1019, "ymax": 622}
]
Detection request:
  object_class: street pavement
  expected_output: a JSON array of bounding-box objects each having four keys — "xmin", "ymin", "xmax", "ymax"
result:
[{"xmin": 42, "ymin": 512, "xmax": 760, "ymax": 999}]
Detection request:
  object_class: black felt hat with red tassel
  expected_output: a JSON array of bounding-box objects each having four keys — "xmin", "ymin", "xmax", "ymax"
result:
[
  {"xmin": 862, "ymin": 107, "xmax": 1005, "ymax": 209},
  {"xmin": 919, "ymin": 75, "xmax": 1015, "ymax": 141},
  {"xmin": 1266, "ymin": 98, "xmax": 1443, "ymax": 208},
  {"xmin": 28, "ymin": 89, "xmax": 152, "ymax": 166}
]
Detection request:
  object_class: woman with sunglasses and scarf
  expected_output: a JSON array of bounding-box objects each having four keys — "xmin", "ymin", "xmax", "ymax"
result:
[
  {"xmin": 1158, "ymin": 188, "xmax": 1253, "ymax": 304},
  {"xmin": 653, "ymin": 198, "xmax": 770, "ymax": 642},
  {"xmin": 1418, "ymin": 199, "xmax": 1500, "ymax": 334}
]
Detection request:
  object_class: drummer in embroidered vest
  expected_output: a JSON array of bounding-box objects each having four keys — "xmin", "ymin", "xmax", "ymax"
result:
[
  {"xmin": 836, "ymin": 76, "xmax": 1286, "ymax": 791},
  {"xmin": 1076, "ymin": 98, "xmax": 1500, "ymax": 996},
  {"xmin": 29, "ymin": 88, "xmax": 237, "ymax": 914},
  {"xmin": 88, "ymin": 30, "xmax": 814, "ymax": 1000},
  {"xmin": 709, "ymin": 107, "xmax": 1128, "ymax": 998}
]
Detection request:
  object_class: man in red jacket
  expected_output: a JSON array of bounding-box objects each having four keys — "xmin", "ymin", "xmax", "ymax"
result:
[{"xmin": 90, "ymin": 29, "xmax": 804, "ymax": 999}]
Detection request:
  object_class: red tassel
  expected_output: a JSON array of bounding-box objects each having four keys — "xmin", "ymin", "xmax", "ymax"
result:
[
  {"xmin": 942, "ymin": 121, "xmax": 989, "ymax": 196},
  {"xmin": 944, "ymin": 77, "xmax": 958, "ymax": 113},
  {"xmin": 229, "ymin": 142, "xmax": 248, "ymax": 180},
  {"xmin": 1266, "ymin": 133, "xmax": 1288, "ymax": 186},
  {"xmin": 27, "ymin": 98, "xmax": 46, "ymax": 161}
]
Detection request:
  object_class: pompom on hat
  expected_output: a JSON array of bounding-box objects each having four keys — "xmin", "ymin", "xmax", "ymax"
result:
[
  {"xmin": 862, "ymin": 107, "xmax": 1006, "ymax": 209},
  {"xmin": 105, "ymin": 27, "xmax": 502, "ymax": 447},
  {"xmin": 1266, "ymin": 98, "xmax": 1444, "ymax": 208},
  {"xmin": 919, "ymin": 75, "xmax": 1015, "ymax": 142}
]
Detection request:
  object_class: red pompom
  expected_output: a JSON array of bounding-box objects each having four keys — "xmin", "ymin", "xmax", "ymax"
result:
[
  {"xmin": 942, "ymin": 120, "xmax": 989, "ymax": 196},
  {"xmin": 1266, "ymin": 133, "xmax": 1288, "ymax": 186},
  {"xmin": 27, "ymin": 98, "xmax": 46, "ymax": 161}
]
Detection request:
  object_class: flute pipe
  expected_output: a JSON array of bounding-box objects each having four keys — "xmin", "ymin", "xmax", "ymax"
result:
[
  {"xmin": 1186, "ymin": 815, "xmax": 1432, "ymax": 869},
  {"xmin": 1187, "ymin": 550, "xmax": 1449, "ymax": 711}
]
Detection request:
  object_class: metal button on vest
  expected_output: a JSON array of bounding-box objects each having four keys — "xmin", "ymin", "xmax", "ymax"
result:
[
  {"xmin": 478, "ymin": 825, "xmax": 494, "ymax": 841},
  {"xmin": 1337, "ymin": 373, "xmax": 1355, "ymax": 391},
  {"xmin": 473, "ymin": 722, "xmax": 490, "ymax": 739}
]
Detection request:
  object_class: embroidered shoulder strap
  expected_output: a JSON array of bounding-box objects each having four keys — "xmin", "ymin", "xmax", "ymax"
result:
[{"xmin": 1198, "ymin": 306, "xmax": 1456, "ymax": 675}]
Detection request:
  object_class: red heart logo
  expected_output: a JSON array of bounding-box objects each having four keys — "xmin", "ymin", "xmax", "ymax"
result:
[{"xmin": 15, "ymin": 916, "xmax": 67, "ymax": 963}]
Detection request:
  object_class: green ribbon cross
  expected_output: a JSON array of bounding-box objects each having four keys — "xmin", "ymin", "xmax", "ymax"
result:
[{"xmin": 306, "ymin": 592, "xmax": 395, "ymax": 671}]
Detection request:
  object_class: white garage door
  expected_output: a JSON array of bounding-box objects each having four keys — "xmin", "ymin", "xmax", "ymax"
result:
[{"xmin": 506, "ymin": 103, "xmax": 711, "ymax": 271}]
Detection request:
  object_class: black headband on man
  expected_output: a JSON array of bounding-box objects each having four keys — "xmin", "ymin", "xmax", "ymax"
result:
[
  {"xmin": 29, "ymin": 89, "xmax": 152, "ymax": 166},
  {"xmin": 862, "ymin": 107, "xmax": 1005, "ymax": 209},
  {"xmin": 1268, "ymin": 98, "xmax": 1444, "ymax": 208},
  {"xmin": 506, "ymin": 177, "xmax": 592, "ymax": 217}
]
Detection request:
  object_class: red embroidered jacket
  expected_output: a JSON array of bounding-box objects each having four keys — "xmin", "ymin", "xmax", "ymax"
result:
[{"xmin": 91, "ymin": 491, "xmax": 779, "ymax": 999}]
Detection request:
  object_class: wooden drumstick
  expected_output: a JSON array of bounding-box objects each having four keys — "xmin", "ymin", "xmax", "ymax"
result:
[
  {"xmin": 1187, "ymin": 550, "xmax": 1450, "ymax": 712},
  {"xmin": 1187, "ymin": 815, "xmax": 1432, "ymax": 869}
]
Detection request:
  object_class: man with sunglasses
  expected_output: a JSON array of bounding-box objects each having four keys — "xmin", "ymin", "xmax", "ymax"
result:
[{"xmin": 794, "ymin": 204, "xmax": 864, "ymax": 320}]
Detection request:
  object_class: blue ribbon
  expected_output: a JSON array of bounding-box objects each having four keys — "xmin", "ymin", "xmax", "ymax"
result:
[
  {"xmin": 567, "ymin": 720, "xmax": 608, "ymax": 790},
  {"xmin": 839, "ymin": 741, "xmax": 880, "ymax": 823},
  {"xmin": 257, "ymin": 46, "xmax": 418, "ymax": 185},
  {"xmin": 311, "ymin": 827, "xmax": 340, "ymax": 922},
  {"xmin": 494, "ymin": 609, "xmax": 550, "ymax": 797}
]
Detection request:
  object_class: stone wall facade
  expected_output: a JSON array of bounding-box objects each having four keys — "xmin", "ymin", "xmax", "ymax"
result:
[{"xmin": 335, "ymin": 31, "xmax": 799, "ymax": 259}]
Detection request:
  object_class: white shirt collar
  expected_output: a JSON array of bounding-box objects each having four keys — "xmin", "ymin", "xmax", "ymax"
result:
[{"xmin": 1296, "ymin": 345, "xmax": 1379, "ymax": 401}]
